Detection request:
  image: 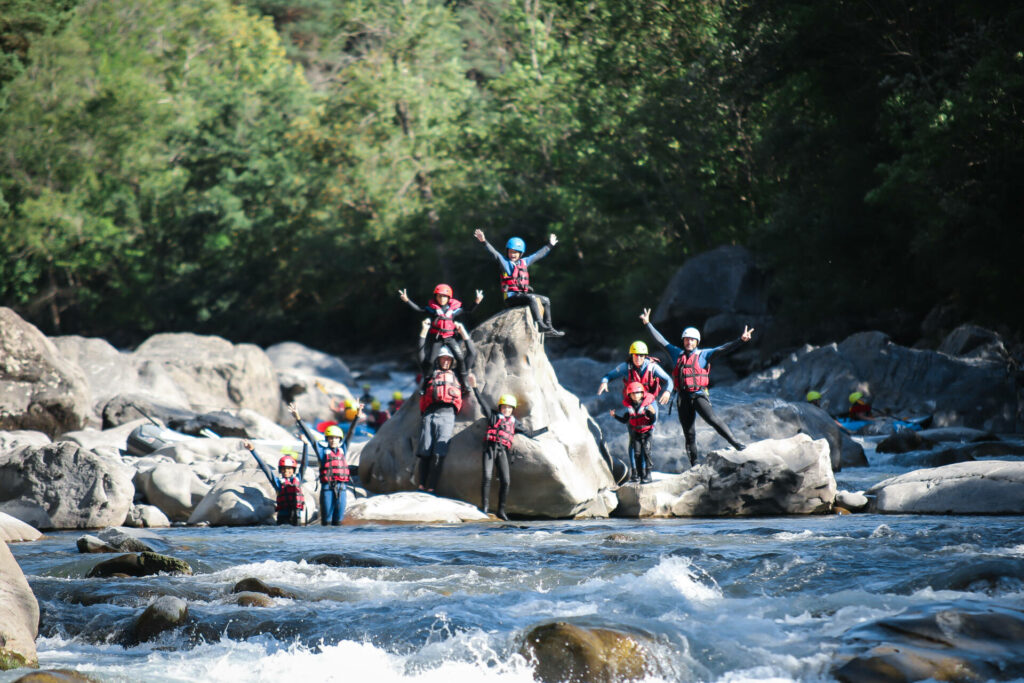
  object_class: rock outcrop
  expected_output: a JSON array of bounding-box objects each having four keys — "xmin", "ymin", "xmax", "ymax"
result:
[
  {"xmin": 133, "ymin": 463, "xmax": 210, "ymax": 522},
  {"xmin": 615, "ymin": 435, "xmax": 836, "ymax": 517},
  {"xmin": 345, "ymin": 492, "xmax": 490, "ymax": 523},
  {"xmin": 868, "ymin": 461, "xmax": 1024, "ymax": 514},
  {"xmin": 124, "ymin": 504, "xmax": 171, "ymax": 528},
  {"xmin": 0, "ymin": 512, "xmax": 42, "ymax": 543},
  {"xmin": 359, "ymin": 308, "xmax": 618, "ymax": 518},
  {"xmin": 1, "ymin": 541, "xmax": 39, "ymax": 670}
]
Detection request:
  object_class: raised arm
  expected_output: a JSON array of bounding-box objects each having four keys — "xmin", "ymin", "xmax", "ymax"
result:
[
  {"xmin": 416, "ymin": 318, "xmax": 431, "ymax": 366},
  {"xmin": 243, "ymin": 440, "xmax": 279, "ymax": 490},
  {"xmin": 343, "ymin": 403, "xmax": 362, "ymax": 450},
  {"xmin": 458, "ymin": 324, "xmax": 478, "ymax": 375},
  {"xmin": 471, "ymin": 386, "xmax": 494, "ymax": 419},
  {"xmin": 298, "ymin": 442, "xmax": 310, "ymax": 481},
  {"xmin": 475, "ymin": 228, "xmax": 507, "ymax": 264},
  {"xmin": 288, "ymin": 403, "xmax": 321, "ymax": 454},
  {"xmin": 399, "ymin": 288, "xmax": 428, "ymax": 314}
]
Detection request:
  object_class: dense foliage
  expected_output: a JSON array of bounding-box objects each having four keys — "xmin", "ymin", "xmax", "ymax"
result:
[{"xmin": 2, "ymin": 0, "xmax": 1021, "ymax": 350}]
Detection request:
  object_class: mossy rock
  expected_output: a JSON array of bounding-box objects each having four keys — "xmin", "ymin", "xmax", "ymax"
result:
[
  {"xmin": 231, "ymin": 577, "xmax": 295, "ymax": 599},
  {"xmin": 86, "ymin": 552, "xmax": 192, "ymax": 578},
  {"xmin": 14, "ymin": 669, "xmax": 100, "ymax": 682},
  {"xmin": 521, "ymin": 621, "xmax": 651, "ymax": 683},
  {"xmin": 233, "ymin": 592, "xmax": 274, "ymax": 608}
]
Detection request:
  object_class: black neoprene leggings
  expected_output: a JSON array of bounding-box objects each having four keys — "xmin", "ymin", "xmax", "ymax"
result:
[
  {"xmin": 505, "ymin": 294, "xmax": 552, "ymax": 327},
  {"xmin": 677, "ymin": 392, "xmax": 740, "ymax": 459},
  {"xmin": 480, "ymin": 442, "xmax": 510, "ymax": 511},
  {"xmin": 629, "ymin": 430, "xmax": 653, "ymax": 473}
]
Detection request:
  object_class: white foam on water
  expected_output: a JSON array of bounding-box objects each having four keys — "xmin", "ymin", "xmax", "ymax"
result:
[
  {"xmin": 630, "ymin": 556, "xmax": 722, "ymax": 603},
  {"xmin": 770, "ymin": 530, "xmax": 816, "ymax": 542}
]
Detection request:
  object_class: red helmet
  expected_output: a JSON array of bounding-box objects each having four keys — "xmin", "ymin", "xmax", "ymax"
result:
[
  {"xmin": 278, "ymin": 455, "xmax": 298, "ymax": 469},
  {"xmin": 625, "ymin": 382, "xmax": 645, "ymax": 395},
  {"xmin": 433, "ymin": 283, "xmax": 453, "ymax": 297}
]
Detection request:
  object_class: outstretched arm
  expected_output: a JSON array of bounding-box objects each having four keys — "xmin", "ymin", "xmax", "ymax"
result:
[
  {"xmin": 399, "ymin": 289, "xmax": 428, "ymax": 314},
  {"xmin": 288, "ymin": 403, "xmax": 321, "ymax": 454},
  {"xmin": 458, "ymin": 323, "xmax": 478, "ymax": 375},
  {"xmin": 608, "ymin": 410, "xmax": 629, "ymax": 424},
  {"xmin": 471, "ymin": 386, "xmax": 494, "ymax": 418},
  {"xmin": 475, "ymin": 228, "xmax": 506, "ymax": 264},
  {"xmin": 416, "ymin": 319, "xmax": 431, "ymax": 366},
  {"xmin": 243, "ymin": 440, "xmax": 279, "ymax": 490}
]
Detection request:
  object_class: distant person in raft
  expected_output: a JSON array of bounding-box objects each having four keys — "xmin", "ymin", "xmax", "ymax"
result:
[
  {"xmin": 640, "ymin": 308, "xmax": 753, "ymax": 466},
  {"xmin": 244, "ymin": 441, "xmax": 308, "ymax": 526},
  {"xmin": 417, "ymin": 320, "xmax": 477, "ymax": 492},
  {"xmin": 610, "ymin": 381, "xmax": 658, "ymax": 483},
  {"xmin": 399, "ymin": 283, "xmax": 483, "ymax": 380},
  {"xmin": 847, "ymin": 391, "xmax": 872, "ymax": 418},
  {"xmin": 805, "ymin": 390, "xmax": 822, "ymax": 407},
  {"xmin": 473, "ymin": 228, "xmax": 564, "ymax": 337},
  {"xmin": 389, "ymin": 390, "xmax": 405, "ymax": 414},
  {"xmin": 288, "ymin": 402, "xmax": 360, "ymax": 526}
]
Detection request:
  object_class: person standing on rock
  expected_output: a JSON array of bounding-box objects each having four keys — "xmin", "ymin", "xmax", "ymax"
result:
[
  {"xmin": 399, "ymin": 283, "xmax": 483, "ymax": 379},
  {"xmin": 289, "ymin": 403, "xmax": 360, "ymax": 526},
  {"xmin": 243, "ymin": 441, "xmax": 308, "ymax": 525},
  {"xmin": 417, "ymin": 321, "xmax": 477, "ymax": 492},
  {"xmin": 640, "ymin": 308, "xmax": 753, "ymax": 466},
  {"xmin": 471, "ymin": 388, "xmax": 521, "ymax": 520},
  {"xmin": 473, "ymin": 228, "xmax": 564, "ymax": 337},
  {"xmin": 610, "ymin": 381, "xmax": 658, "ymax": 483}
]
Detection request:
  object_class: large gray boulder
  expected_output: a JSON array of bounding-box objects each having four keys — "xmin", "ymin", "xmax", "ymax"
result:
[
  {"xmin": 0, "ymin": 512, "xmax": 41, "ymax": 543},
  {"xmin": 124, "ymin": 504, "xmax": 171, "ymax": 528},
  {"xmin": 615, "ymin": 434, "xmax": 836, "ymax": 517},
  {"xmin": 736, "ymin": 331, "xmax": 1019, "ymax": 432},
  {"xmin": 346, "ymin": 491, "xmax": 490, "ymax": 523},
  {"xmin": 0, "ymin": 541, "xmax": 39, "ymax": 670},
  {"xmin": 868, "ymin": 461, "xmax": 1024, "ymax": 514},
  {"xmin": 268, "ymin": 341, "xmax": 356, "ymax": 425},
  {"xmin": 265, "ymin": 341, "xmax": 355, "ymax": 385},
  {"xmin": 133, "ymin": 463, "xmax": 210, "ymax": 522},
  {"xmin": 653, "ymin": 245, "xmax": 768, "ymax": 325},
  {"xmin": 937, "ymin": 323, "xmax": 1011, "ymax": 363},
  {"xmin": 0, "ymin": 307, "xmax": 92, "ymax": 437},
  {"xmin": 62, "ymin": 418, "xmax": 149, "ymax": 458},
  {"xmin": 133, "ymin": 333, "xmax": 281, "ymax": 421},
  {"xmin": 358, "ymin": 308, "xmax": 618, "ymax": 519},
  {"xmin": 187, "ymin": 463, "xmax": 318, "ymax": 526},
  {"xmin": 0, "ymin": 441, "xmax": 134, "ymax": 529}
]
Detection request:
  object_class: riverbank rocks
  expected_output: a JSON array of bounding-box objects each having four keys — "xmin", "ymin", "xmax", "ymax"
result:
[
  {"xmin": 1, "ymin": 307, "xmax": 92, "ymax": 437},
  {"xmin": 132, "ymin": 596, "xmax": 188, "ymax": 643},
  {"xmin": 1, "ymin": 541, "xmax": 40, "ymax": 670},
  {"xmin": 832, "ymin": 602, "xmax": 1024, "ymax": 683},
  {"xmin": 86, "ymin": 552, "xmax": 192, "ymax": 578},
  {"xmin": 133, "ymin": 463, "xmax": 210, "ymax": 522},
  {"xmin": 0, "ymin": 441, "xmax": 134, "ymax": 529},
  {"xmin": 124, "ymin": 504, "xmax": 171, "ymax": 528},
  {"xmin": 615, "ymin": 435, "xmax": 836, "ymax": 517},
  {"xmin": 1, "ymin": 512, "xmax": 42, "ymax": 543},
  {"xmin": 345, "ymin": 491, "xmax": 489, "ymax": 523},
  {"xmin": 359, "ymin": 308, "xmax": 617, "ymax": 519},
  {"xmin": 520, "ymin": 621, "xmax": 654, "ymax": 683},
  {"xmin": 868, "ymin": 461, "xmax": 1024, "ymax": 514}
]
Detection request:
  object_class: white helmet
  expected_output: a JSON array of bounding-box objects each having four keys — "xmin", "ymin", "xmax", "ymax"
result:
[
  {"xmin": 681, "ymin": 327, "xmax": 701, "ymax": 343},
  {"xmin": 437, "ymin": 346, "xmax": 454, "ymax": 359}
]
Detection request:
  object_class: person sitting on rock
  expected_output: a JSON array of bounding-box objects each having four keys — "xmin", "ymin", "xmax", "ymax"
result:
[
  {"xmin": 473, "ymin": 228, "xmax": 564, "ymax": 337},
  {"xmin": 610, "ymin": 381, "xmax": 658, "ymax": 483},
  {"xmin": 806, "ymin": 390, "xmax": 822, "ymax": 407},
  {"xmin": 640, "ymin": 308, "xmax": 753, "ymax": 466},
  {"xmin": 417, "ymin": 321, "xmax": 477, "ymax": 492},
  {"xmin": 399, "ymin": 284, "xmax": 483, "ymax": 381},
  {"xmin": 244, "ymin": 441, "xmax": 308, "ymax": 526},
  {"xmin": 847, "ymin": 391, "xmax": 872, "ymax": 418},
  {"xmin": 288, "ymin": 403, "xmax": 360, "ymax": 526},
  {"xmin": 389, "ymin": 390, "xmax": 405, "ymax": 414}
]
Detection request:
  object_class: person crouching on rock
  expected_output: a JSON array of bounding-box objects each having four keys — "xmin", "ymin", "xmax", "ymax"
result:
[
  {"xmin": 640, "ymin": 308, "xmax": 753, "ymax": 466},
  {"xmin": 610, "ymin": 382, "xmax": 658, "ymax": 483},
  {"xmin": 472, "ymin": 389, "xmax": 520, "ymax": 520},
  {"xmin": 399, "ymin": 284, "xmax": 483, "ymax": 383},
  {"xmin": 473, "ymin": 228, "xmax": 564, "ymax": 337},
  {"xmin": 417, "ymin": 321, "xmax": 477, "ymax": 492},
  {"xmin": 244, "ymin": 441, "xmax": 307, "ymax": 526},
  {"xmin": 289, "ymin": 403, "xmax": 360, "ymax": 526}
]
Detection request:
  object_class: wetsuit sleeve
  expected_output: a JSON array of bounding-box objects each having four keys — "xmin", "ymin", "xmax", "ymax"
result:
[
  {"xmin": 299, "ymin": 442, "xmax": 310, "ymax": 480},
  {"xmin": 403, "ymin": 297, "xmax": 429, "ymax": 314},
  {"xmin": 652, "ymin": 363, "xmax": 674, "ymax": 393},
  {"xmin": 417, "ymin": 335, "xmax": 429, "ymax": 367},
  {"xmin": 601, "ymin": 362, "xmax": 629, "ymax": 384},
  {"xmin": 482, "ymin": 239, "xmax": 511, "ymax": 272},
  {"xmin": 295, "ymin": 419, "xmax": 320, "ymax": 454},
  {"xmin": 471, "ymin": 387, "xmax": 494, "ymax": 418},
  {"xmin": 611, "ymin": 411, "xmax": 629, "ymax": 424},
  {"xmin": 343, "ymin": 413, "xmax": 359, "ymax": 451},
  {"xmin": 457, "ymin": 299, "xmax": 479, "ymax": 316},
  {"xmin": 462, "ymin": 336, "xmax": 478, "ymax": 372},
  {"xmin": 521, "ymin": 244, "xmax": 551, "ymax": 267},
  {"xmin": 702, "ymin": 338, "xmax": 744, "ymax": 364},
  {"xmin": 646, "ymin": 402, "xmax": 659, "ymax": 425},
  {"xmin": 645, "ymin": 322, "xmax": 682, "ymax": 364},
  {"xmin": 248, "ymin": 448, "xmax": 280, "ymax": 490}
]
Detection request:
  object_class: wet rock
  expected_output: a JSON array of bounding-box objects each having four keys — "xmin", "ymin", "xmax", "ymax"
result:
[
  {"xmin": 835, "ymin": 490, "xmax": 869, "ymax": 512},
  {"xmin": 13, "ymin": 670, "xmax": 100, "ymax": 682},
  {"xmin": 1, "ymin": 540, "xmax": 39, "ymax": 670},
  {"xmin": 832, "ymin": 602, "xmax": 1024, "ymax": 683},
  {"xmin": 876, "ymin": 430, "xmax": 933, "ymax": 454},
  {"xmin": 938, "ymin": 323, "xmax": 1010, "ymax": 363},
  {"xmin": 133, "ymin": 463, "xmax": 210, "ymax": 522},
  {"xmin": 1, "ymin": 307, "xmax": 92, "ymax": 437},
  {"xmin": 233, "ymin": 592, "xmax": 274, "ymax": 608},
  {"xmin": 132, "ymin": 595, "xmax": 188, "ymax": 643},
  {"xmin": 346, "ymin": 492, "xmax": 490, "ymax": 523},
  {"xmin": 232, "ymin": 577, "xmax": 296, "ymax": 599},
  {"xmin": 308, "ymin": 553, "xmax": 392, "ymax": 568},
  {"xmin": 359, "ymin": 308, "xmax": 617, "ymax": 519},
  {"xmin": 124, "ymin": 504, "xmax": 171, "ymax": 528},
  {"xmin": 0, "ymin": 441, "xmax": 134, "ymax": 529},
  {"xmin": 615, "ymin": 434, "xmax": 836, "ymax": 517},
  {"xmin": 76, "ymin": 527, "xmax": 157, "ymax": 554},
  {"xmin": 86, "ymin": 552, "xmax": 192, "ymax": 578},
  {"xmin": 868, "ymin": 461, "xmax": 1024, "ymax": 514},
  {"xmin": 521, "ymin": 621, "xmax": 653, "ymax": 683},
  {"xmin": 915, "ymin": 426, "xmax": 998, "ymax": 444},
  {"xmin": 0, "ymin": 511, "xmax": 42, "ymax": 543}
]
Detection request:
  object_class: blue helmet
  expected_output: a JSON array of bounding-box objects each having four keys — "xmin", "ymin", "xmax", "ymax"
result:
[{"xmin": 506, "ymin": 237, "xmax": 526, "ymax": 253}]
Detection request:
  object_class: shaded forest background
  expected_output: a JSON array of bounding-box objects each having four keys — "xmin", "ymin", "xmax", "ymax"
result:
[{"xmin": 2, "ymin": 0, "xmax": 1022, "ymax": 353}]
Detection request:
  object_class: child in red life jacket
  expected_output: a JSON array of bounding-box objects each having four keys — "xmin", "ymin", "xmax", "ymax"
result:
[
  {"xmin": 471, "ymin": 389, "xmax": 520, "ymax": 520},
  {"xmin": 289, "ymin": 403, "xmax": 360, "ymax": 526},
  {"xmin": 400, "ymin": 284, "xmax": 482, "ymax": 384},
  {"xmin": 610, "ymin": 382, "xmax": 659, "ymax": 483},
  {"xmin": 244, "ymin": 440, "xmax": 308, "ymax": 525}
]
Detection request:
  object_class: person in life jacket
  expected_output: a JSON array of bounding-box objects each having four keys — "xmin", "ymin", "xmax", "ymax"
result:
[
  {"xmin": 609, "ymin": 382, "xmax": 659, "ymax": 483},
  {"xmin": 244, "ymin": 440, "xmax": 308, "ymax": 525},
  {"xmin": 847, "ymin": 391, "xmax": 871, "ymax": 418},
  {"xmin": 806, "ymin": 390, "xmax": 823, "ymax": 407},
  {"xmin": 389, "ymin": 390, "xmax": 405, "ymax": 414},
  {"xmin": 640, "ymin": 308, "xmax": 754, "ymax": 466},
  {"xmin": 416, "ymin": 321, "xmax": 478, "ymax": 492},
  {"xmin": 473, "ymin": 228, "xmax": 564, "ymax": 337},
  {"xmin": 470, "ymin": 388, "xmax": 540, "ymax": 520},
  {"xmin": 289, "ymin": 402, "xmax": 361, "ymax": 526},
  {"xmin": 399, "ymin": 283, "xmax": 483, "ymax": 382},
  {"xmin": 368, "ymin": 399, "xmax": 391, "ymax": 429}
]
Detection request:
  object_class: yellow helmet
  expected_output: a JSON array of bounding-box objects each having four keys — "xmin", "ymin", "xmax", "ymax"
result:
[
  {"xmin": 392, "ymin": 391, "xmax": 403, "ymax": 400},
  {"xmin": 805, "ymin": 390, "xmax": 822, "ymax": 402},
  {"xmin": 324, "ymin": 425, "xmax": 344, "ymax": 438},
  {"xmin": 371, "ymin": 399, "xmax": 381, "ymax": 410},
  {"xmin": 848, "ymin": 391, "xmax": 864, "ymax": 404},
  {"xmin": 498, "ymin": 394, "xmax": 518, "ymax": 408},
  {"xmin": 343, "ymin": 398, "xmax": 355, "ymax": 408},
  {"xmin": 628, "ymin": 341, "xmax": 648, "ymax": 355}
]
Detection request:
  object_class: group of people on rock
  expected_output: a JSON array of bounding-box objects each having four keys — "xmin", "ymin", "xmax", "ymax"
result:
[{"xmin": 254, "ymin": 229, "xmax": 756, "ymax": 524}]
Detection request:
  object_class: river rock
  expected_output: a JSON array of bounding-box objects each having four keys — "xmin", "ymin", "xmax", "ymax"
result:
[
  {"xmin": 133, "ymin": 333, "xmax": 281, "ymax": 420},
  {"xmin": 835, "ymin": 490, "xmax": 869, "ymax": 512},
  {"xmin": 915, "ymin": 426, "xmax": 998, "ymax": 444},
  {"xmin": 232, "ymin": 577, "xmax": 296, "ymax": 599},
  {"xmin": 132, "ymin": 595, "xmax": 188, "ymax": 643},
  {"xmin": 0, "ymin": 512, "xmax": 42, "ymax": 543},
  {"xmin": 0, "ymin": 307, "xmax": 92, "ymax": 437},
  {"xmin": 876, "ymin": 429, "xmax": 933, "ymax": 454},
  {"xmin": 886, "ymin": 440, "xmax": 1021, "ymax": 468},
  {"xmin": 275, "ymin": 371, "xmax": 353, "ymax": 426},
  {"xmin": 0, "ymin": 430, "xmax": 50, "ymax": 455},
  {"xmin": 233, "ymin": 592, "xmax": 274, "ymax": 608},
  {"xmin": 520, "ymin": 621, "xmax": 653, "ymax": 683},
  {"xmin": 86, "ymin": 551, "xmax": 192, "ymax": 578},
  {"xmin": 13, "ymin": 670, "xmax": 100, "ymax": 682},
  {"xmin": 76, "ymin": 527, "xmax": 157, "ymax": 554},
  {"xmin": 124, "ymin": 504, "xmax": 171, "ymax": 528},
  {"xmin": 133, "ymin": 463, "xmax": 210, "ymax": 522},
  {"xmin": 187, "ymin": 463, "xmax": 318, "ymax": 526},
  {"xmin": 868, "ymin": 461, "xmax": 1024, "ymax": 514},
  {"xmin": 345, "ymin": 491, "xmax": 490, "ymax": 523},
  {"xmin": 615, "ymin": 434, "xmax": 836, "ymax": 517},
  {"xmin": 62, "ymin": 419, "xmax": 149, "ymax": 458},
  {"xmin": 653, "ymin": 245, "xmax": 768, "ymax": 325},
  {"xmin": 0, "ymin": 441, "xmax": 134, "ymax": 529},
  {"xmin": 736, "ymin": 330, "xmax": 1019, "ymax": 432},
  {"xmin": 0, "ymin": 541, "xmax": 40, "ymax": 670},
  {"xmin": 359, "ymin": 308, "xmax": 617, "ymax": 519},
  {"xmin": 832, "ymin": 602, "xmax": 1024, "ymax": 683},
  {"xmin": 938, "ymin": 323, "xmax": 1011, "ymax": 363}
]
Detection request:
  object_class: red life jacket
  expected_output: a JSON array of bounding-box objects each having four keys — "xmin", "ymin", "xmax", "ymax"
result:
[
  {"xmin": 427, "ymin": 298, "xmax": 462, "ymax": 339},
  {"xmin": 419, "ymin": 369, "xmax": 463, "ymax": 413},
  {"xmin": 389, "ymin": 398, "xmax": 404, "ymax": 413},
  {"xmin": 485, "ymin": 413, "xmax": 516, "ymax": 447},
  {"xmin": 500, "ymin": 261, "xmax": 530, "ymax": 297},
  {"xmin": 276, "ymin": 475, "xmax": 305, "ymax": 511},
  {"xmin": 673, "ymin": 351, "xmax": 710, "ymax": 393},
  {"xmin": 624, "ymin": 357, "xmax": 664, "ymax": 398},
  {"xmin": 319, "ymin": 446, "xmax": 350, "ymax": 484},
  {"xmin": 624, "ymin": 394, "xmax": 657, "ymax": 433}
]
